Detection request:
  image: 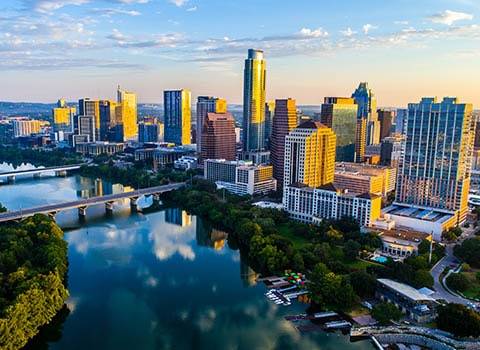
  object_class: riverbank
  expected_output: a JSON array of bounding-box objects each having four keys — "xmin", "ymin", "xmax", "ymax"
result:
[{"xmin": 0, "ymin": 214, "xmax": 69, "ymax": 349}]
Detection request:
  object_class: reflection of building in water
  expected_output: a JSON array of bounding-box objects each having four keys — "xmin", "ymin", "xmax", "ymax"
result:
[
  {"xmin": 165, "ymin": 208, "xmax": 192, "ymax": 227},
  {"xmin": 196, "ymin": 220, "xmax": 227, "ymax": 250},
  {"xmin": 94, "ymin": 178, "xmax": 103, "ymax": 196},
  {"xmin": 240, "ymin": 255, "xmax": 259, "ymax": 287}
]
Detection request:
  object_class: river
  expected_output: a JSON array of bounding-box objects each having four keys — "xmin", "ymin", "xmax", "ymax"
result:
[{"xmin": 0, "ymin": 163, "xmax": 374, "ymax": 350}]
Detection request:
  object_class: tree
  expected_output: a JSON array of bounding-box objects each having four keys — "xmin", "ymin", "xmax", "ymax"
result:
[
  {"xmin": 436, "ymin": 304, "xmax": 480, "ymax": 338},
  {"xmin": 446, "ymin": 273, "xmax": 470, "ymax": 292},
  {"xmin": 454, "ymin": 238, "xmax": 480, "ymax": 268},
  {"xmin": 372, "ymin": 302, "xmax": 402, "ymax": 325},
  {"xmin": 343, "ymin": 240, "xmax": 361, "ymax": 261},
  {"xmin": 349, "ymin": 270, "xmax": 377, "ymax": 298},
  {"xmin": 0, "ymin": 203, "xmax": 6, "ymax": 213}
]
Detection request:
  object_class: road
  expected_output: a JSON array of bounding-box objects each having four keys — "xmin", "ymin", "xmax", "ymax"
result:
[{"xmin": 430, "ymin": 225, "xmax": 478, "ymax": 306}]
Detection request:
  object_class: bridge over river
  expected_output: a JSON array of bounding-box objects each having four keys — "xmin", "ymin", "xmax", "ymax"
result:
[
  {"xmin": 0, "ymin": 183, "xmax": 185, "ymax": 223},
  {"xmin": 0, "ymin": 164, "xmax": 85, "ymax": 182}
]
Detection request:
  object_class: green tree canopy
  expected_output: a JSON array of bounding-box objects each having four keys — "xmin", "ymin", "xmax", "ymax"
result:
[{"xmin": 436, "ymin": 304, "xmax": 480, "ymax": 338}]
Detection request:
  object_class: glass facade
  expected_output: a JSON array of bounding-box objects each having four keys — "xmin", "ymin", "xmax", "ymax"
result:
[{"xmin": 164, "ymin": 89, "xmax": 192, "ymax": 145}]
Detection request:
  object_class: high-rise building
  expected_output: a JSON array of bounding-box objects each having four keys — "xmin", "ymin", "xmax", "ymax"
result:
[
  {"xmin": 271, "ymin": 98, "xmax": 297, "ymax": 188},
  {"xmin": 265, "ymin": 100, "xmax": 275, "ymax": 148},
  {"xmin": 352, "ymin": 82, "xmax": 379, "ymax": 145},
  {"xmin": 243, "ymin": 49, "xmax": 266, "ymax": 151},
  {"xmin": 200, "ymin": 112, "xmax": 236, "ymax": 163},
  {"xmin": 378, "ymin": 109, "xmax": 394, "ymax": 141},
  {"xmin": 99, "ymin": 100, "xmax": 117, "ymax": 141},
  {"xmin": 196, "ymin": 96, "xmax": 227, "ymax": 149},
  {"xmin": 78, "ymin": 98, "xmax": 99, "ymax": 137},
  {"xmin": 395, "ymin": 109, "xmax": 407, "ymax": 135},
  {"xmin": 117, "ymin": 86, "xmax": 138, "ymax": 140},
  {"xmin": 164, "ymin": 89, "xmax": 191, "ymax": 145},
  {"xmin": 78, "ymin": 115, "xmax": 96, "ymax": 143},
  {"xmin": 139, "ymin": 121, "xmax": 159, "ymax": 143},
  {"xmin": 283, "ymin": 120, "xmax": 336, "ymax": 188},
  {"xmin": 355, "ymin": 118, "xmax": 367, "ymax": 163},
  {"xmin": 320, "ymin": 97, "xmax": 358, "ymax": 162},
  {"xmin": 52, "ymin": 99, "xmax": 76, "ymax": 132},
  {"xmin": 389, "ymin": 97, "xmax": 475, "ymax": 238},
  {"xmin": 380, "ymin": 134, "xmax": 405, "ymax": 168},
  {"xmin": 12, "ymin": 119, "xmax": 41, "ymax": 137}
]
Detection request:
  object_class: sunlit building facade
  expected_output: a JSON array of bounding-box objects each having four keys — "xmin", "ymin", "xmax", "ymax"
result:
[
  {"xmin": 319, "ymin": 97, "xmax": 358, "ymax": 162},
  {"xmin": 78, "ymin": 98, "xmax": 100, "ymax": 137},
  {"xmin": 164, "ymin": 89, "xmax": 191, "ymax": 145},
  {"xmin": 117, "ymin": 86, "xmax": 138, "ymax": 140},
  {"xmin": 243, "ymin": 49, "xmax": 266, "ymax": 151},
  {"xmin": 99, "ymin": 100, "xmax": 117, "ymax": 141},
  {"xmin": 352, "ymin": 82, "xmax": 379, "ymax": 146},
  {"xmin": 200, "ymin": 112, "xmax": 236, "ymax": 163},
  {"xmin": 196, "ymin": 96, "xmax": 227, "ymax": 150},
  {"xmin": 52, "ymin": 99, "xmax": 76, "ymax": 132}
]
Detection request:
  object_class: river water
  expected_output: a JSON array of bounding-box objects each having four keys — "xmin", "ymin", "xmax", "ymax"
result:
[{"xmin": 0, "ymin": 163, "xmax": 374, "ymax": 350}]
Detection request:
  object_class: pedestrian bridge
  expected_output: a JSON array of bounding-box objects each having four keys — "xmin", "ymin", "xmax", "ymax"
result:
[
  {"xmin": 0, "ymin": 183, "xmax": 185, "ymax": 223},
  {"xmin": 0, "ymin": 164, "xmax": 85, "ymax": 182}
]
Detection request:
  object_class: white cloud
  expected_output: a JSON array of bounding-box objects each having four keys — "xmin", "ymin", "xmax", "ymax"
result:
[
  {"xmin": 91, "ymin": 7, "xmax": 141, "ymax": 16},
  {"xmin": 299, "ymin": 27, "xmax": 328, "ymax": 38},
  {"xmin": 186, "ymin": 6, "xmax": 197, "ymax": 12},
  {"xmin": 429, "ymin": 10, "xmax": 473, "ymax": 26},
  {"xmin": 25, "ymin": 0, "xmax": 90, "ymax": 13},
  {"xmin": 169, "ymin": 0, "xmax": 188, "ymax": 7},
  {"xmin": 394, "ymin": 20, "xmax": 409, "ymax": 25},
  {"xmin": 362, "ymin": 23, "xmax": 378, "ymax": 34},
  {"xmin": 340, "ymin": 27, "xmax": 356, "ymax": 37}
]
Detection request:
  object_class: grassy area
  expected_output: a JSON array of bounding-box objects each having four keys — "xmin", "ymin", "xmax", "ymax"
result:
[
  {"xmin": 462, "ymin": 270, "xmax": 480, "ymax": 300},
  {"xmin": 345, "ymin": 259, "xmax": 381, "ymax": 271},
  {"xmin": 346, "ymin": 306, "xmax": 370, "ymax": 318},
  {"xmin": 277, "ymin": 223, "xmax": 310, "ymax": 249}
]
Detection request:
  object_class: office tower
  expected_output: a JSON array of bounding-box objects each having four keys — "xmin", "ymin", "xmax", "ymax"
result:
[
  {"xmin": 99, "ymin": 100, "xmax": 117, "ymax": 141},
  {"xmin": 164, "ymin": 89, "xmax": 191, "ymax": 145},
  {"xmin": 117, "ymin": 86, "xmax": 138, "ymax": 140},
  {"xmin": 78, "ymin": 98, "xmax": 100, "ymax": 137},
  {"xmin": 200, "ymin": 112, "xmax": 236, "ymax": 162},
  {"xmin": 396, "ymin": 97, "xmax": 474, "ymax": 225},
  {"xmin": 474, "ymin": 113, "xmax": 480, "ymax": 150},
  {"xmin": 12, "ymin": 120, "xmax": 41, "ymax": 137},
  {"xmin": 320, "ymin": 97, "xmax": 358, "ymax": 162},
  {"xmin": 243, "ymin": 49, "xmax": 266, "ymax": 151},
  {"xmin": 271, "ymin": 98, "xmax": 297, "ymax": 188},
  {"xmin": 352, "ymin": 82, "xmax": 379, "ymax": 145},
  {"xmin": 265, "ymin": 100, "xmax": 275, "ymax": 148},
  {"xmin": 139, "ymin": 121, "xmax": 159, "ymax": 143},
  {"xmin": 395, "ymin": 109, "xmax": 407, "ymax": 135},
  {"xmin": 52, "ymin": 99, "xmax": 76, "ymax": 132},
  {"xmin": 380, "ymin": 134, "xmax": 405, "ymax": 168},
  {"xmin": 283, "ymin": 120, "xmax": 336, "ymax": 188},
  {"xmin": 355, "ymin": 118, "xmax": 367, "ymax": 162},
  {"xmin": 378, "ymin": 109, "xmax": 394, "ymax": 141},
  {"xmin": 196, "ymin": 96, "xmax": 227, "ymax": 149},
  {"xmin": 78, "ymin": 115, "xmax": 96, "ymax": 142}
]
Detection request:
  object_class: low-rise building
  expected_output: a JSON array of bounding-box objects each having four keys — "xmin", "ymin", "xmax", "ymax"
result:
[
  {"xmin": 237, "ymin": 150, "xmax": 271, "ymax": 165},
  {"xmin": 153, "ymin": 145, "xmax": 196, "ymax": 169},
  {"xmin": 376, "ymin": 278, "xmax": 437, "ymax": 323},
  {"xmin": 283, "ymin": 183, "xmax": 381, "ymax": 227},
  {"xmin": 204, "ymin": 159, "xmax": 276, "ymax": 196},
  {"xmin": 75, "ymin": 142, "xmax": 124, "ymax": 156},
  {"xmin": 174, "ymin": 156, "xmax": 198, "ymax": 170},
  {"xmin": 376, "ymin": 229, "xmax": 430, "ymax": 260}
]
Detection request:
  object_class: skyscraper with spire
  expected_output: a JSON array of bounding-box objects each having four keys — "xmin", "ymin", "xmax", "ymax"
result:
[
  {"xmin": 352, "ymin": 82, "xmax": 380, "ymax": 146},
  {"xmin": 243, "ymin": 49, "xmax": 266, "ymax": 152}
]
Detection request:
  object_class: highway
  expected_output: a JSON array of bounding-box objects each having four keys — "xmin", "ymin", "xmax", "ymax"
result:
[{"xmin": 0, "ymin": 183, "xmax": 184, "ymax": 223}]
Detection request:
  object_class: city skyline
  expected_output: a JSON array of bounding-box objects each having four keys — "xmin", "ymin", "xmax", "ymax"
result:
[{"xmin": 1, "ymin": 0, "xmax": 480, "ymax": 106}]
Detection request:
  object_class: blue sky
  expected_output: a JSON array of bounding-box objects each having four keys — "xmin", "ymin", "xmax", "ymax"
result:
[{"xmin": 1, "ymin": 0, "xmax": 480, "ymax": 106}]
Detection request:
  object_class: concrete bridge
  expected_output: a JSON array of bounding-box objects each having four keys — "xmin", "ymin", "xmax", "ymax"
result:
[
  {"xmin": 0, "ymin": 183, "xmax": 185, "ymax": 223},
  {"xmin": 0, "ymin": 164, "xmax": 85, "ymax": 182}
]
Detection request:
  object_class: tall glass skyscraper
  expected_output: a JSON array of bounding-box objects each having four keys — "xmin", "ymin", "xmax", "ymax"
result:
[
  {"xmin": 117, "ymin": 86, "xmax": 138, "ymax": 140},
  {"xmin": 352, "ymin": 82, "xmax": 379, "ymax": 145},
  {"xmin": 396, "ymin": 97, "xmax": 474, "ymax": 222},
  {"xmin": 164, "ymin": 89, "xmax": 191, "ymax": 145},
  {"xmin": 243, "ymin": 49, "xmax": 266, "ymax": 151}
]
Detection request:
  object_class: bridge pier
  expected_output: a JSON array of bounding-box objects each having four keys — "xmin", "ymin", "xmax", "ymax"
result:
[
  {"xmin": 78, "ymin": 206, "xmax": 87, "ymax": 220},
  {"xmin": 33, "ymin": 173, "xmax": 41, "ymax": 179},
  {"xmin": 130, "ymin": 197, "xmax": 139, "ymax": 213},
  {"xmin": 7, "ymin": 175, "xmax": 15, "ymax": 183},
  {"xmin": 152, "ymin": 193, "xmax": 162, "ymax": 204},
  {"xmin": 48, "ymin": 211, "xmax": 57, "ymax": 219},
  {"xmin": 105, "ymin": 201, "xmax": 114, "ymax": 215},
  {"xmin": 55, "ymin": 170, "xmax": 67, "ymax": 177}
]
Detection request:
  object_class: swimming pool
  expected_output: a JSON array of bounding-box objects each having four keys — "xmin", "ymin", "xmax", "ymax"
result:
[{"xmin": 371, "ymin": 256, "xmax": 388, "ymax": 263}]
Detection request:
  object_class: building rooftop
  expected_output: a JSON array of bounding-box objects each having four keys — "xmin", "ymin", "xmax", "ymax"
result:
[
  {"xmin": 384, "ymin": 204, "xmax": 453, "ymax": 224},
  {"xmin": 378, "ymin": 228, "xmax": 429, "ymax": 243},
  {"xmin": 297, "ymin": 120, "xmax": 328, "ymax": 130},
  {"xmin": 377, "ymin": 278, "xmax": 436, "ymax": 302}
]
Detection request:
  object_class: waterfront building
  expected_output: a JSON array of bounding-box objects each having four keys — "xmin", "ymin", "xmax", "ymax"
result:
[
  {"xmin": 385, "ymin": 97, "xmax": 475, "ymax": 239},
  {"xmin": 271, "ymin": 98, "xmax": 297, "ymax": 188},
  {"xmin": 78, "ymin": 98, "xmax": 100, "ymax": 137},
  {"xmin": 377, "ymin": 109, "xmax": 394, "ymax": 141},
  {"xmin": 164, "ymin": 89, "xmax": 191, "ymax": 145},
  {"xmin": 200, "ymin": 112, "xmax": 236, "ymax": 163},
  {"xmin": 283, "ymin": 183, "xmax": 381, "ymax": 227},
  {"xmin": 243, "ymin": 49, "xmax": 266, "ymax": 151},
  {"xmin": 319, "ymin": 97, "xmax": 358, "ymax": 162},
  {"xmin": 204, "ymin": 159, "xmax": 276, "ymax": 196},
  {"xmin": 117, "ymin": 86, "xmax": 138, "ymax": 141},
  {"xmin": 12, "ymin": 119, "xmax": 41, "ymax": 137},
  {"xmin": 196, "ymin": 96, "xmax": 227, "ymax": 150},
  {"xmin": 265, "ymin": 100, "xmax": 275, "ymax": 147},
  {"xmin": 99, "ymin": 100, "xmax": 117, "ymax": 141},
  {"xmin": 78, "ymin": 115, "xmax": 96, "ymax": 143},
  {"xmin": 75, "ymin": 142, "xmax": 124, "ymax": 156},
  {"xmin": 283, "ymin": 120, "xmax": 336, "ymax": 188},
  {"xmin": 138, "ymin": 121, "xmax": 159, "ymax": 143}
]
